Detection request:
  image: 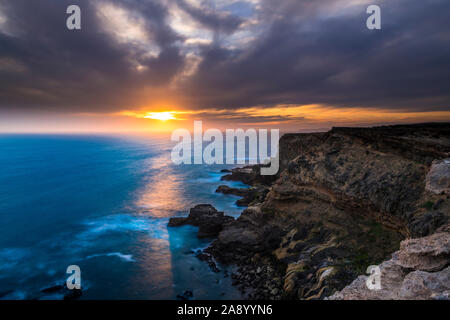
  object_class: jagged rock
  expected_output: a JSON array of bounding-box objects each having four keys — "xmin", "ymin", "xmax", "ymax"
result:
[
  {"xmin": 216, "ymin": 185, "xmax": 248, "ymax": 197},
  {"xmin": 216, "ymin": 185, "xmax": 268, "ymax": 207},
  {"xmin": 409, "ymin": 211, "xmax": 448, "ymax": 237},
  {"xmin": 395, "ymin": 232, "xmax": 450, "ymax": 271},
  {"xmin": 426, "ymin": 159, "xmax": 450, "ymax": 195},
  {"xmin": 221, "ymin": 165, "xmax": 277, "ymax": 186},
  {"xmin": 167, "ymin": 217, "xmax": 188, "ymax": 227},
  {"xmin": 399, "ymin": 268, "xmax": 450, "ymax": 299},
  {"xmin": 168, "ymin": 204, "xmax": 234, "ymax": 238},
  {"xmin": 221, "ymin": 167, "xmax": 255, "ymax": 185},
  {"xmin": 328, "ymin": 232, "xmax": 450, "ymax": 300},
  {"xmin": 218, "ymin": 226, "xmax": 259, "ymax": 246},
  {"xmin": 195, "ymin": 250, "xmax": 221, "ymax": 272}
]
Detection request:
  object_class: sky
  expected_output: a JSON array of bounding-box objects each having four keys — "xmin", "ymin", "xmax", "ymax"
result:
[{"xmin": 0, "ymin": 0, "xmax": 449, "ymax": 133}]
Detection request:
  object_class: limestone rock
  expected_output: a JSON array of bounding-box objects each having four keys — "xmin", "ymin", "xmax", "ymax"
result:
[
  {"xmin": 395, "ymin": 232, "xmax": 450, "ymax": 271},
  {"xmin": 426, "ymin": 159, "xmax": 450, "ymax": 195},
  {"xmin": 328, "ymin": 231, "xmax": 450, "ymax": 300}
]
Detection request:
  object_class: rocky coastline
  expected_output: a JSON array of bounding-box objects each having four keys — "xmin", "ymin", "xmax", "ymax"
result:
[{"xmin": 169, "ymin": 123, "xmax": 450, "ymax": 300}]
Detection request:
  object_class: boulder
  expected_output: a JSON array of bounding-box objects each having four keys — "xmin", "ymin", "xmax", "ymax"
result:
[
  {"xmin": 215, "ymin": 185, "xmax": 248, "ymax": 197},
  {"xmin": 168, "ymin": 204, "xmax": 234, "ymax": 238},
  {"xmin": 395, "ymin": 231, "xmax": 450, "ymax": 272},
  {"xmin": 426, "ymin": 159, "xmax": 450, "ymax": 195}
]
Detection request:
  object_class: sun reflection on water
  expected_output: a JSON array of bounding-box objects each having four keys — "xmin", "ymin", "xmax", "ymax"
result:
[
  {"xmin": 136, "ymin": 153, "xmax": 185, "ymax": 218},
  {"xmin": 132, "ymin": 150, "xmax": 195, "ymax": 297}
]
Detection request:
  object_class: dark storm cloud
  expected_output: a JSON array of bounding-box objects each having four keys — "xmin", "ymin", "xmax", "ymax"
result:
[
  {"xmin": 182, "ymin": 0, "xmax": 450, "ymax": 111},
  {"xmin": 0, "ymin": 0, "xmax": 449, "ymax": 112},
  {"xmin": 0, "ymin": 0, "xmax": 185, "ymax": 111}
]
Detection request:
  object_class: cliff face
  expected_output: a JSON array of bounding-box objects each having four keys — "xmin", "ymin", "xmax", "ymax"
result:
[{"xmin": 208, "ymin": 123, "xmax": 450, "ymax": 300}]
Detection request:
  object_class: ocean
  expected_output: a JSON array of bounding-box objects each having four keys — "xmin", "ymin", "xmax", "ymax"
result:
[{"xmin": 0, "ymin": 134, "xmax": 249, "ymax": 299}]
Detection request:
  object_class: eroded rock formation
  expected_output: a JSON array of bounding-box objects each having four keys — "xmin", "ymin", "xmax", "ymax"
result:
[
  {"xmin": 168, "ymin": 204, "xmax": 234, "ymax": 238},
  {"xmin": 328, "ymin": 229, "xmax": 450, "ymax": 300},
  {"xmin": 207, "ymin": 123, "xmax": 450, "ymax": 299}
]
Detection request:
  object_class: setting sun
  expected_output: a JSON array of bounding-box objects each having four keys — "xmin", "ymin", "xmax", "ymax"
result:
[{"xmin": 144, "ymin": 112, "xmax": 176, "ymax": 121}]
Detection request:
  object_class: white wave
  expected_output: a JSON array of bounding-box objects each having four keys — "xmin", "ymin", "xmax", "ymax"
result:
[{"xmin": 86, "ymin": 252, "xmax": 136, "ymax": 262}]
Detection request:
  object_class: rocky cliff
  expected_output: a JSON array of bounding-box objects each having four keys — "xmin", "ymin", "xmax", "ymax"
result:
[
  {"xmin": 172, "ymin": 123, "xmax": 450, "ymax": 299},
  {"xmin": 328, "ymin": 229, "xmax": 449, "ymax": 300}
]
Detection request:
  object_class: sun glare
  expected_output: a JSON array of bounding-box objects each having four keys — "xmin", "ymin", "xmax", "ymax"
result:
[{"xmin": 144, "ymin": 112, "xmax": 176, "ymax": 121}]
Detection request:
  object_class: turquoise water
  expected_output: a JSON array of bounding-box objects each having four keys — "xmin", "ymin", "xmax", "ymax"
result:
[{"xmin": 0, "ymin": 134, "xmax": 248, "ymax": 299}]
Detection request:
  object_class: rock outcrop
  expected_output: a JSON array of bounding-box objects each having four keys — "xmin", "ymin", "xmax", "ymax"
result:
[
  {"xmin": 426, "ymin": 159, "xmax": 450, "ymax": 195},
  {"xmin": 168, "ymin": 204, "xmax": 234, "ymax": 238},
  {"xmin": 221, "ymin": 165, "xmax": 277, "ymax": 186},
  {"xmin": 328, "ymin": 230, "xmax": 450, "ymax": 300},
  {"xmin": 202, "ymin": 123, "xmax": 450, "ymax": 300},
  {"xmin": 215, "ymin": 185, "xmax": 269, "ymax": 207}
]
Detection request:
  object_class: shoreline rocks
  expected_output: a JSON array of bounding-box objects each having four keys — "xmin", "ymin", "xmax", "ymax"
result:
[
  {"xmin": 221, "ymin": 165, "xmax": 277, "ymax": 186},
  {"xmin": 168, "ymin": 204, "xmax": 234, "ymax": 238},
  {"xmin": 40, "ymin": 283, "xmax": 82, "ymax": 300},
  {"xmin": 215, "ymin": 185, "xmax": 249, "ymax": 197},
  {"xmin": 215, "ymin": 185, "xmax": 269, "ymax": 207}
]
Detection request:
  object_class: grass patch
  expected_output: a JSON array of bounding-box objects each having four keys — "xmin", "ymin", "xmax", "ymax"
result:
[
  {"xmin": 421, "ymin": 201, "xmax": 434, "ymax": 210},
  {"xmin": 352, "ymin": 250, "xmax": 371, "ymax": 275}
]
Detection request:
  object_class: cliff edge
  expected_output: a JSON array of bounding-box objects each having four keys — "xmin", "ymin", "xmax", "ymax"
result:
[{"xmin": 207, "ymin": 123, "xmax": 450, "ymax": 299}]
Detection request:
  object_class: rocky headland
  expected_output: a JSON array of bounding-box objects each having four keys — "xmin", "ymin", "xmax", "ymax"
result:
[{"xmin": 169, "ymin": 123, "xmax": 450, "ymax": 300}]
